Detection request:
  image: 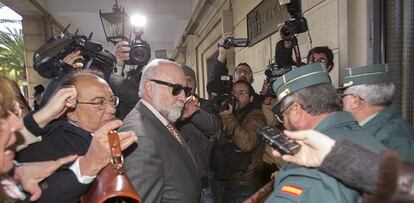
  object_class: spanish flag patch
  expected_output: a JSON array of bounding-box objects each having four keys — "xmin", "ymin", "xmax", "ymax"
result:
[{"xmin": 280, "ymin": 185, "xmax": 303, "ymax": 197}]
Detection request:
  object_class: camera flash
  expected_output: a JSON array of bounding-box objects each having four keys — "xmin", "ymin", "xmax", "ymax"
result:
[{"xmin": 130, "ymin": 14, "xmax": 147, "ymax": 27}]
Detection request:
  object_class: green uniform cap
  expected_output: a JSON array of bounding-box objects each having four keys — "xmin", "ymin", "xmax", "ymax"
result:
[
  {"xmin": 271, "ymin": 63, "xmax": 331, "ymax": 113},
  {"xmin": 339, "ymin": 64, "xmax": 390, "ymax": 89}
]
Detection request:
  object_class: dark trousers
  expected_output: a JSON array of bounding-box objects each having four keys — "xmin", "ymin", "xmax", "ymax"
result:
[{"xmin": 210, "ymin": 178, "xmax": 263, "ymax": 203}]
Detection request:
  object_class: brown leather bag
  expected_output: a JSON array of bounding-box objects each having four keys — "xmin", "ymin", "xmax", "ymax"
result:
[{"xmin": 81, "ymin": 131, "xmax": 142, "ymax": 203}]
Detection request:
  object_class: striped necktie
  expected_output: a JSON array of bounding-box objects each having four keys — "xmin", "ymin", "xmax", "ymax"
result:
[{"xmin": 166, "ymin": 123, "xmax": 183, "ymax": 145}]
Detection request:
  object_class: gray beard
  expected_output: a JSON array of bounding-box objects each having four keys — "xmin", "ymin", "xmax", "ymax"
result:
[
  {"xmin": 166, "ymin": 105, "xmax": 183, "ymax": 122},
  {"xmin": 152, "ymin": 88, "xmax": 184, "ymax": 122}
]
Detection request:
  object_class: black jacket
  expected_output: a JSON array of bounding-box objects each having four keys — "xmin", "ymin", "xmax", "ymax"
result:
[
  {"xmin": 17, "ymin": 114, "xmax": 93, "ymax": 203},
  {"xmin": 176, "ymin": 98, "xmax": 222, "ymax": 178}
]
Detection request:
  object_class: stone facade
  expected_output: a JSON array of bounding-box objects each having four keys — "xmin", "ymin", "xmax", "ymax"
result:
[
  {"xmin": 172, "ymin": 0, "xmax": 370, "ymax": 99},
  {"xmin": 3, "ymin": 0, "xmax": 64, "ymax": 107}
]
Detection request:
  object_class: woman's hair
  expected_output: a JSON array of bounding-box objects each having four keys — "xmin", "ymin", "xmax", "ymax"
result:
[
  {"xmin": 0, "ymin": 76, "xmax": 17, "ymax": 119},
  {"xmin": 0, "ymin": 76, "xmax": 17, "ymax": 202}
]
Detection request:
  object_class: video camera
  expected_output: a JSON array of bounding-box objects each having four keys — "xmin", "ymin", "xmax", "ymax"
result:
[
  {"xmin": 279, "ymin": 0, "xmax": 308, "ymax": 40},
  {"xmin": 33, "ymin": 25, "xmax": 115, "ymax": 78},
  {"xmin": 220, "ymin": 37, "xmax": 249, "ymax": 49},
  {"xmin": 210, "ymin": 75, "xmax": 237, "ymax": 113}
]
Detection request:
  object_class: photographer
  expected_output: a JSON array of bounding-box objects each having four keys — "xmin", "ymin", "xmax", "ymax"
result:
[
  {"xmin": 34, "ymin": 37, "xmax": 139, "ymax": 120},
  {"xmin": 113, "ymin": 30, "xmax": 151, "ymax": 87},
  {"xmin": 114, "ymin": 40, "xmax": 144, "ymax": 85},
  {"xmin": 207, "ymin": 33, "xmax": 263, "ymax": 109},
  {"xmin": 176, "ymin": 65, "xmax": 222, "ymax": 202},
  {"xmin": 306, "ymin": 46, "xmax": 334, "ymax": 73},
  {"xmin": 210, "ymin": 80, "xmax": 266, "ymax": 202}
]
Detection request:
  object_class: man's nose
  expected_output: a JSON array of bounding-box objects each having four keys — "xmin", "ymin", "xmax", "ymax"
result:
[
  {"xmin": 106, "ymin": 102, "xmax": 117, "ymax": 114},
  {"xmin": 177, "ymin": 90, "xmax": 186, "ymax": 101}
]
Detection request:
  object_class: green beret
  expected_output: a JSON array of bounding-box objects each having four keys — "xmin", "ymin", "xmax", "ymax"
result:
[
  {"xmin": 271, "ymin": 63, "xmax": 331, "ymax": 113},
  {"xmin": 339, "ymin": 64, "xmax": 390, "ymax": 89}
]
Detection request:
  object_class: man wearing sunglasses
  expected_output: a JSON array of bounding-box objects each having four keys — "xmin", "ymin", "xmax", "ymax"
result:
[
  {"xmin": 265, "ymin": 63, "xmax": 385, "ymax": 203},
  {"xmin": 120, "ymin": 59, "xmax": 201, "ymax": 202},
  {"xmin": 338, "ymin": 64, "xmax": 414, "ymax": 162}
]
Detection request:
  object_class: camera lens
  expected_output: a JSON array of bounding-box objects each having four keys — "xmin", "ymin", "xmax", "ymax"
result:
[
  {"xmin": 222, "ymin": 37, "xmax": 233, "ymax": 49},
  {"xmin": 129, "ymin": 44, "xmax": 151, "ymax": 66},
  {"xmin": 281, "ymin": 27, "xmax": 291, "ymax": 38}
]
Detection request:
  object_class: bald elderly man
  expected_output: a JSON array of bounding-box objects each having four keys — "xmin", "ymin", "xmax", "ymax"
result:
[{"xmin": 17, "ymin": 70, "xmax": 136, "ymax": 202}]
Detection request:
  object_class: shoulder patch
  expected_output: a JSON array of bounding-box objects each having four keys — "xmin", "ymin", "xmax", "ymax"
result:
[{"xmin": 280, "ymin": 185, "xmax": 304, "ymax": 197}]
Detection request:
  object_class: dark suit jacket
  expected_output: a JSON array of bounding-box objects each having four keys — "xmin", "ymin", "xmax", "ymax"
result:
[
  {"xmin": 16, "ymin": 117, "xmax": 92, "ymax": 203},
  {"xmin": 120, "ymin": 101, "xmax": 201, "ymax": 202}
]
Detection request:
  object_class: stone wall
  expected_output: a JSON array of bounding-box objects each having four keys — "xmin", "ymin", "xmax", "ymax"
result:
[
  {"xmin": 172, "ymin": 0, "xmax": 367, "ymax": 99},
  {"xmin": 2, "ymin": 0, "xmax": 66, "ymax": 107}
]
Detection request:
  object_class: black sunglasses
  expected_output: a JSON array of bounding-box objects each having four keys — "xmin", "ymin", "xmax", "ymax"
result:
[{"xmin": 150, "ymin": 79, "xmax": 192, "ymax": 97}]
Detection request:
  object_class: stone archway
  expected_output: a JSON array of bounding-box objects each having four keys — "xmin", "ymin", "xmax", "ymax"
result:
[{"xmin": 1, "ymin": 0, "xmax": 63, "ymax": 107}]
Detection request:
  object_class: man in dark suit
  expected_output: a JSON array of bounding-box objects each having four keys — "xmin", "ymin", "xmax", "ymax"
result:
[
  {"xmin": 16, "ymin": 70, "xmax": 136, "ymax": 202},
  {"xmin": 120, "ymin": 59, "xmax": 201, "ymax": 202}
]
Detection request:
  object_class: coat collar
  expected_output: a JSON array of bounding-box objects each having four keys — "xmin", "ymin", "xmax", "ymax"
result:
[{"xmin": 314, "ymin": 111, "xmax": 359, "ymax": 133}]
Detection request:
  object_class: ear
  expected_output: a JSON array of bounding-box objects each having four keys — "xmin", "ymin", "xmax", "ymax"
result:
[
  {"xmin": 350, "ymin": 95, "xmax": 362, "ymax": 110},
  {"xmin": 145, "ymin": 80, "xmax": 153, "ymax": 98},
  {"xmin": 289, "ymin": 102, "xmax": 304, "ymax": 123},
  {"xmin": 66, "ymin": 110, "xmax": 78, "ymax": 123}
]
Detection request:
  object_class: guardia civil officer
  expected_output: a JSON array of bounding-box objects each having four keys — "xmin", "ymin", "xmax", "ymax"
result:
[
  {"xmin": 265, "ymin": 64, "xmax": 385, "ymax": 202},
  {"xmin": 339, "ymin": 64, "xmax": 414, "ymax": 162}
]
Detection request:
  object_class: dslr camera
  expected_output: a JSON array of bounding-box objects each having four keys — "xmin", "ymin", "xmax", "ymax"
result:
[
  {"xmin": 279, "ymin": 0, "xmax": 308, "ymax": 40},
  {"xmin": 125, "ymin": 30, "xmax": 151, "ymax": 66},
  {"xmin": 264, "ymin": 62, "xmax": 297, "ymax": 97},
  {"xmin": 220, "ymin": 37, "xmax": 249, "ymax": 49},
  {"xmin": 211, "ymin": 75, "xmax": 237, "ymax": 113}
]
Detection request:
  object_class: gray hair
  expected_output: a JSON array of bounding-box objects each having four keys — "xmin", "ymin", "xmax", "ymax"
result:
[
  {"xmin": 138, "ymin": 59, "xmax": 181, "ymax": 97},
  {"xmin": 281, "ymin": 83, "xmax": 341, "ymax": 116},
  {"xmin": 346, "ymin": 82, "xmax": 395, "ymax": 106}
]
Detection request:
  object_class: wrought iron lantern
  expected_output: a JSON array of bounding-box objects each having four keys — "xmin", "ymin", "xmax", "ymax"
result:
[{"xmin": 99, "ymin": 0, "xmax": 132, "ymax": 44}]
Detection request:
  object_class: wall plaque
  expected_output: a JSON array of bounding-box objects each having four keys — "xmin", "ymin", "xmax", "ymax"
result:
[{"xmin": 247, "ymin": 0, "xmax": 290, "ymax": 46}]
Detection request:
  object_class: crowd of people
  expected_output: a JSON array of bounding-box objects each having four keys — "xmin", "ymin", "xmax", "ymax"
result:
[{"xmin": 0, "ymin": 28, "xmax": 414, "ymax": 203}]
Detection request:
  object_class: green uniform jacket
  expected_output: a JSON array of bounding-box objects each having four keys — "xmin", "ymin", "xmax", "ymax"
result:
[
  {"xmin": 265, "ymin": 112, "xmax": 386, "ymax": 203},
  {"xmin": 361, "ymin": 103, "xmax": 414, "ymax": 162}
]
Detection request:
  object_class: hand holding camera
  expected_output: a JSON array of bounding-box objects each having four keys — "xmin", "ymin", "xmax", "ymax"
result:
[
  {"xmin": 217, "ymin": 32, "xmax": 233, "ymax": 63},
  {"xmin": 62, "ymin": 50, "xmax": 84, "ymax": 69},
  {"xmin": 114, "ymin": 31, "xmax": 151, "ymax": 66},
  {"xmin": 115, "ymin": 41, "xmax": 130, "ymax": 63}
]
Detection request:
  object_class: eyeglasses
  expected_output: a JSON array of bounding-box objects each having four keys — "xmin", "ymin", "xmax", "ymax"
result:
[
  {"xmin": 338, "ymin": 93, "xmax": 353, "ymax": 99},
  {"xmin": 274, "ymin": 103, "xmax": 294, "ymax": 124},
  {"xmin": 338, "ymin": 92, "xmax": 364, "ymax": 101},
  {"xmin": 77, "ymin": 95, "xmax": 119, "ymax": 110},
  {"xmin": 232, "ymin": 90, "xmax": 249, "ymax": 97},
  {"xmin": 151, "ymin": 79, "xmax": 192, "ymax": 97},
  {"xmin": 235, "ymin": 68, "xmax": 252, "ymax": 75},
  {"xmin": 310, "ymin": 58, "xmax": 327, "ymax": 64}
]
